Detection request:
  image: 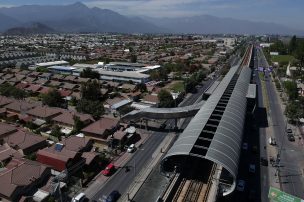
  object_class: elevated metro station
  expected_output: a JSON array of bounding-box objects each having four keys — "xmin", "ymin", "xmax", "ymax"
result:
[{"xmin": 161, "ymin": 44, "xmax": 255, "ymax": 196}]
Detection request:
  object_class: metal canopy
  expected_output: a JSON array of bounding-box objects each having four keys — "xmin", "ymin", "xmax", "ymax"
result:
[{"xmin": 162, "ymin": 64, "xmax": 252, "ymax": 196}]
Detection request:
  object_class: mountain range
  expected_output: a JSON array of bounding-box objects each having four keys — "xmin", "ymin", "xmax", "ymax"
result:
[{"xmin": 0, "ymin": 2, "xmax": 302, "ymax": 35}]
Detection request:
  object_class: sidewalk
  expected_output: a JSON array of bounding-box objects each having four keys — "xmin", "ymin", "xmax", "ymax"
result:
[{"xmin": 84, "ymin": 131, "xmax": 151, "ymax": 199}]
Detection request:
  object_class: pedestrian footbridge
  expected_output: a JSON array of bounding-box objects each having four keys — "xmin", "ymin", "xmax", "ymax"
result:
[{"xmin": 121, "ymin": 101, "xmax": 205, "ymax": 122}]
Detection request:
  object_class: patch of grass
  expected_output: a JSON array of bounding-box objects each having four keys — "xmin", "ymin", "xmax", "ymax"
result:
[
  {"xmin": 169, "ymin": 81, "xmax": 185, "ymax": 93},
  {"xmin": 271, "ymin": 55, "xmax": 295, "ymax": 64}
]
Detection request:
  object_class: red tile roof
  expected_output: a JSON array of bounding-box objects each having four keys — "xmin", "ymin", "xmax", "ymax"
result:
[
  {"xmin": 4, "ymin": 100, "xmax": 39, "ymax": 113},
  {"xmin": 26, "ymin": 106, "xmax": 63, "ymax": 119},
  {"xmin": 0, "ymin": 144, "xmax": 23, "ymax": 162},
  {"xmin": 81, "ymin": 117, "xmax": 119, "ymax": 136},
  {"xmin": 52, "ymin": 111, "xmax": 94, "ymax": 126},
  {"xmin": 4, "ymin": 130, "xmax": 46, "ymax": 151},
  {"xmin": 0, "ymin": 158, "xmax": 50, "ymax": 199},
  {"xmin": 37, "ymin": 136, "xmax": 90, "ymax": 171},
  {"xmin": 25, "ymin": 84, "xmax": 42, "ymax": 92}
]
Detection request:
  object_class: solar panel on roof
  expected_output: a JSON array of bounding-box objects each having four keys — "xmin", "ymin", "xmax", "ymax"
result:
[{"xmin": 55, "ymin": 143, "xmax": 64, "ymax": 152}]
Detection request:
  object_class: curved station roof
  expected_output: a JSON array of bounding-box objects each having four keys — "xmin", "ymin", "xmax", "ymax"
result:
[{"xmin": 161, "ymin": 47, "xmax": 253, "ymax": 195}]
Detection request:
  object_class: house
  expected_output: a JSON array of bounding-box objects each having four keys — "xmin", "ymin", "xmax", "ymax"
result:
[
  {"xmin": 58, "ymin": 89, "xmax": 72, "ymax": 97},
  {"xmin": 0, "ymin": 123, "xmax": 18, "ymax": 142},
  {"xmin": 61, "ymin": 83, "xmax": 79, "ymax": 91},
  {"xmin": 26, "ymin": 106, "xmax": 63, "ymax": 122},
  {"xmin": 81, "ymin": 117, "xmax": 119, "ymax": 145},
  {"xmin": 28, "ymin": 71, "xmax": 41, "ymax": 78},
  {"xmin": 48, "ymin": 80, "xmax": 62, "ymax": 87},
  {"xmin": 0, "ymin": 96, "xmax": 14, "ymax": 107},
  {"xmin": 142, "ymin": 94, "xmax": 159, "ymax": 105},
  {"xmin": 104, "ymin": 97, "xmax": 131, "ymax": 112},
  {"xmin": 119, "ymin": 83, "xmax": 136, "ymax": 92},
  {"xmin": 63, "ymin": 75, "xmax": 78, "ymax": 83},
  {"xmin": 52, "ymin": 111, "xmax": 94, "ymax": 129},
  {"xmin": 23, "ymin": 77, "xmax": 36, "ymax": 83},
  {"xmin": 76, "ymin": 77, "xmax": 91, "ymax": 84},
  {"xmin": 36, "ymin": 136, "xmax": 92, "ymax": 171},
  {"xmin": 3, "ymin": 129, "xmax": 47, "ymax": 155},
  {"xmin": 15, "ymin": 82, "xmax": 30, "ymax": 90},
  {"xmin": 0, "ymin": 158, "xmax": 51, "ymax": 202},
  {"xmin": 51, "ymin": 74, "xmax": 65, "ymax": 81},
  {"xmin": 25, "ymin": 84, "xmax": 43, "ymax": 93},
  {"xmin": 39, "ymin": 73, "xmax": 52, "ymax": 80},
  {"xmin": 0, "ymin": 143, "xmax": 23, "ymax": 163},
  {"xmin": 4, "ymin": 100, "xmax": 39, "ymax": 118}
]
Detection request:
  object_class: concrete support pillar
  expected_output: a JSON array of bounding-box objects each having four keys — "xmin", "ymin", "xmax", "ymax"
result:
[{"xmin": 145, "ymin": 119, "xmax": 148, "ymax": 130}]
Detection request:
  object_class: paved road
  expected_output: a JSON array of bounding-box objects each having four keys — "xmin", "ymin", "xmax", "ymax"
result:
[
  {"xmin": 258, "ymin": 47, "xmax": 304, "ymax": 199},
  {"xmin": 91, "ymin": 132, "xmax": 167, "ymax": 201}
]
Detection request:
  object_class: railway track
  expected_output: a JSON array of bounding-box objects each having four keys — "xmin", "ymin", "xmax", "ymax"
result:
[{"xmin": 169, "ymin": 163, "xmax": 217, "ymax": 202}]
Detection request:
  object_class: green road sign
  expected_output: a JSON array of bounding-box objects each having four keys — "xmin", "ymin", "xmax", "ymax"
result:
[{"xmin": 268, "ymin": 187, "xmax": 304, "ymax": 202}]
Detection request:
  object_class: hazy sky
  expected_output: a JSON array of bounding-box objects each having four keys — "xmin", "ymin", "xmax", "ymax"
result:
[{"xmin": 1, "ymin": 0, "xmax": 303, "ymax": 29}]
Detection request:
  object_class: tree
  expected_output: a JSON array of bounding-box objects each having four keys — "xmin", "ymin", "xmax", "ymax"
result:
[
  {"xmin": 289, "ymin": 35, "xmax": 297, "ymax": 54},
  {"xmin": 73, "ymin": 115, "xmax": 85, "ymax": 133},
  {"xmin": 81, "ymin": 80, "xmax": 101, "ymax": 101},
  {"xmin": 42, "ymin": 89, "xmax": 64, "ymax": 107},
  {"xmin": 135, "ymin": 83, "xmax": 147, "ymax": 92},
  {"xmin": 130, "ymin": 54, "xmax": 137, "ymax": 63},
  {"xmin": 50, "ymin": 125, "xmax": 62, "ymax": 139},
  {"xmin": 80, "ymin": 67, "xmax": 100, "ymax": 79},
  {"xmin": 285, "ymin": 101, "xmax": 303, "ymax": 122},
  {"xmin": 158, "ymin": 89, "xmax": 174, "ymax": 108},
  {"xmin": 0, "ymin": 83, "xmax": 27, "ymax": 99},
  {"xmin": 76, "ymin": 99, "xmax": 104, "ymax": 119},
  {"xmin": 295, "ymin": 41, "xmax": 304, "ymax": 73},
  {"xmin": 283, "ymin": 81, "xmax": 298, "ymax": 100}
]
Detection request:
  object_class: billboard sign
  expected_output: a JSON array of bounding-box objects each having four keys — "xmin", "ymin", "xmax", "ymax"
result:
[{"xmin": 268, "ymin": 187, "xmax": 304, "ymax": 202}]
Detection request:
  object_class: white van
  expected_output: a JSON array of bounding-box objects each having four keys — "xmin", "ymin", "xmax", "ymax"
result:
[{"xmin": 72, "ymin": 193, "xmax": 86, "ymax": 202}]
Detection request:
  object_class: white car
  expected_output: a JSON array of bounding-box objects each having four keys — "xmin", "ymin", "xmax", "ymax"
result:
[
  {"xmin": 127, "ymin": 144, "xmax": 135, "ymax": 153},
  {"xmin": 236, "ymin": 180, "xmax": 245, "ymax": 192}
]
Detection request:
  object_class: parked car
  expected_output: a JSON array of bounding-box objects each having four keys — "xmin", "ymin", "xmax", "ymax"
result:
[
  {"xmin": 269, "ymin": 137, "xmax": 276, "ymax": 145},
  {"xmin": 72, "ymin": 193, "xmax": 86, "ymax": 202},
  {"xmin": 105, "ymin": 190, "xmax": 120, "ymax": 202},
  {"xmin": 127, "ymin": 144, "xmax": 135, "ymax": 153},
  {"xmin": 249, "ymin": 164, "xmax": 256, "ymax": 173},
  {"xmin": 236, "ymin": 180, "xmax": 245, "ymax": 191},
  {"xmin": 286, "ymin": 128, "xmax": 293, "ymax": 134},
  {"xmin": 287, "ymin": 134, "xmax": 295, "ymax": 141},
  {"xmin": 260, "ymin": 157, "xmax": 268, "ymax": 166},
  {"xmin": 101, "ymin": 163, "xmax": 115, "ymax": 176},
  {"xmin": 242, "ymin": 143, "xmax": 248, "ymax": 150}
]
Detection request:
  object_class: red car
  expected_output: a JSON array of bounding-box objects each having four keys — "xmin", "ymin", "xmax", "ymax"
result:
[{"xmin": 101, "ymin": 163, "xmax": 115, "ymax": 176}]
